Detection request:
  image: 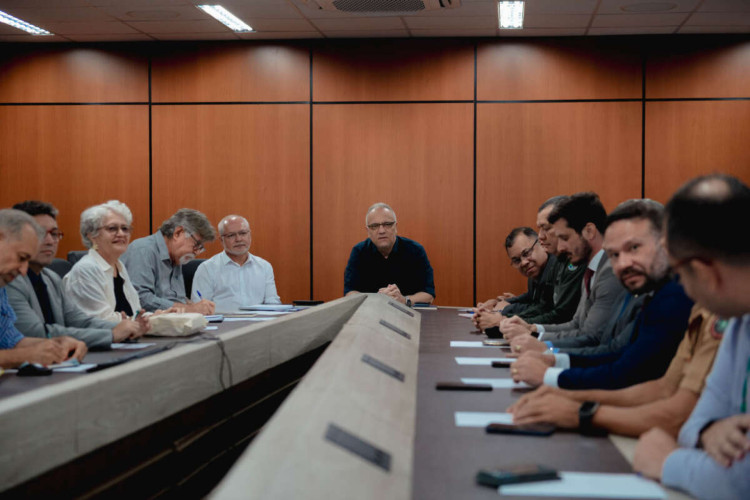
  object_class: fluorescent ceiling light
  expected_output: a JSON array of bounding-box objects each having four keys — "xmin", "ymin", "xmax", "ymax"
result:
[
  {"xmin": 498, "ymin": 1, "xmax": 524, "ymax": 29},
  {"xmin": 0, "ymin": 9, "xmax": 52, "ymax": 35},
  {"xmin": 197, "ymin": 5, "xmax": 253, "ymax": 32}
]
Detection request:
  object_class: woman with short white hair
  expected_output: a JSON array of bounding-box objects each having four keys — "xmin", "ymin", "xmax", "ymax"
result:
[{"xmin": 64, "ymin": 200, "xmax": 146, "ymax": 327}]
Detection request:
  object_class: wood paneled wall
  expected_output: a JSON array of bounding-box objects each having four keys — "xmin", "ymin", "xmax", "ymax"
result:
[{"xmin": 1, "ymin": 37, "xmax": 749, "ymax": 306}]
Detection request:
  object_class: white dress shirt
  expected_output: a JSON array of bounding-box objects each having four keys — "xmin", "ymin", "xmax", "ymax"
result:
[
  {"xmin": 191, "ymin": 251, "xmax": 281, "ymax": 312},
  {"xmin": 63, "ymin": 248, "xmax": 141, "ymax": 322}
]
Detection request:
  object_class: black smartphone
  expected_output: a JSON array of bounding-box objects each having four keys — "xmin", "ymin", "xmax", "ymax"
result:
[
  {"xmin": 476, "ymin": 464, "xmax": 559, "ymax": 487},
  {"xmin": 435, "ymin": 381, "xmax": 492, "ymax": 391},
  {"xmin": 485, "ymin": 422, "xmax": 556, "ymax": 436},
  {"xmin": 293, "ymin": 300, "xmax": 324, "ymax": 306},
  {"xmin": 485, "ymin": 326, "xmax": 503, "ymax": 339},
  {"xmin": 491, "ymin": 360, "xmax": 513, "ymax": 368}
]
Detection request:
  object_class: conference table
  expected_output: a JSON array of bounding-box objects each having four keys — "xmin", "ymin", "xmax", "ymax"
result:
[{"xmin": 0, "ymin": 295, "xmax": 693, "ymax": 499}]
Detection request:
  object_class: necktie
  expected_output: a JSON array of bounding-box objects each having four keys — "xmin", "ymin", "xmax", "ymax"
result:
[
  {"xmin": 28, "ymin": 271, "xmax": 55, "ymax": 326},
  {"xmin": 583, "ymin": 268, "xmax": 594, "ymax": 297}
]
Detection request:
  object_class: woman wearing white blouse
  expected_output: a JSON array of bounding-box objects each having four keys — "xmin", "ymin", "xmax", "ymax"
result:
[{"xmin": 64, "ymin": 200, "xmax": 145, "ymax": 324}]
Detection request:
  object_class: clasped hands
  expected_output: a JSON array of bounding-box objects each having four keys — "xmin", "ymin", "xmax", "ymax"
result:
[{"xmin": 378, "ymin": 284, "xmax": 407, "ymax": 304}]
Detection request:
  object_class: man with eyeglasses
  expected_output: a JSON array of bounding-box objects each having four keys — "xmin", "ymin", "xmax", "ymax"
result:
[
  {"xmin": 123, "ymin": 208, "xmax": 217, "ymax": 314},
  {"xmin": 344, "ymin": 202, "xmax": 434, "ymax": 306},
  {"xmin": 190, "ymin": 215, "xmax": 280, "ymax": 312},
  {"xmin": 7, "ymin": 201, "xmax": 145, "ymax": 348}
]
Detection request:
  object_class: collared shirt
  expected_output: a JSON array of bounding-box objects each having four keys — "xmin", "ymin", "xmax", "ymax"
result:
[
  {"xmin": 64, "ymin": 248, "xmax": 141, "ymax": 322},
  {"xmin": 191, "ymin": 251, "xmax": 281, "ymax": 312},
  {"xmin": 121, "ymin": 230, "xmax": 186, "ymax": 311},
  {"xmin": 0, "ymin": 287, "xmax": 24, "ymax": 349},
  {"xmin": 344, "ymin": 236, "xmax": 435, "ymax": 298}
]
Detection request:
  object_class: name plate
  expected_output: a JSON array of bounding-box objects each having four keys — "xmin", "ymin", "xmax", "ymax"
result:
[
  {"xmin": 325, "ymin": 423, "xmax": 392, "ymax": 472},
  {"xmin": 388, "ymin": 301, "xmax": 414, "ymax": 317},
  {"xmin": 361, "ymin": 354, "xmax": 405, "ymax": 382},
  {"xmin": 379, "ymin": 319, "xmax": 412, "ymax": 340}
]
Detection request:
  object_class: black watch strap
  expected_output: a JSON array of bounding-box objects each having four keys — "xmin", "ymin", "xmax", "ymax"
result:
[
  {"xmin": 578, "ymin": 401, "xmax": 600, "ymax": 436},
  {"xmin": 406, "ymin": 297, "xmax": 412, "ymax": 308}
]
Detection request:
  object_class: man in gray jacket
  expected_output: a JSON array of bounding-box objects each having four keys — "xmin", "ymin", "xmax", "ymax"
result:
[{"xmin": 7, "ymin": 201, "xmax": 145, "ymax": 349}]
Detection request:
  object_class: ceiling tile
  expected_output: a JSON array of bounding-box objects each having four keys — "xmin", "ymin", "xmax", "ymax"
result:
[
  {"xmin": 222, "ymin": 0, "xmax": 321, "ymax": 18},
  {"xmin": 323, "ymin": 29, "xmax": 410, "ymax": 38},
  {"xmin": 97, "ymin": 5, "xmax": 206, "ymax": 22},
  {"xmin": 85, "ymin": 0, "xmax": 192, "ymax": 6},
  {"xmin": 125, "ymin": 19, "xmax": 231, "ymax": 33},
  {"xmin": 42, "ymin": 21, "xmax": 140, "ymax": 34},
  {"xmin": 411, "ymin": 28, "xmax": 498, "ymax": 36},
  {"xmin": 403, "ymin": 16, "xmax": 498, "ymax": 29},
  {"xmin": 588, "ymin": 26, "xmax": 678, "ymax": 34},
  {"xmin": 0, "ymin": 33, "xmax": 71, "ymax": 41},
  {"xmin": 312, "ymin": 17, "xmax": 406, "ymax": 30},
  {"xmin": 409, "ymin": 1, "xmax": 498, "ymax": 17},
  {"xmin": 684, "ymin": 11, "xmax": 750, "ymax": 24},
  {"xmin": 592, "ymin": 13, "xmax": 690, "ymax": 26},
  {"xmin": 4, "ymin": 7, "xmax": 115, "ymax": 22},
  {"xmin": 65, "ymin": 33, "xmax": 156, "ymax": 41},
  {"xmin": 0, "ymin": 0, "xmax": 88, "ymax": 8},
  {"xmin": 498, "ymin": 27, "xmax": 587, "ymax": 36},
  {"xmin": 237, "ymin": 30, "xmax": 324, "ymax": 39},
  {"xmin": 249, "ymin": 18, "xmax": 316, "ymax": 31},
  {"xmin": 698, "ymin": 0, "xmax": 750, "ymax": 12},
  {"xmin": 597, "ymin": 0, "xmax": 700, "ymax": 15},
  {"xmin": 151, "ymin": 32, "xmax": 241, "ymax": 40},
  {"xmin": 525, "ymin": 0, "xmax": 599, "ymax": 14},
  {"xmin": 523, "ymin": 13, "xmax": 592, "ymax": 28}
]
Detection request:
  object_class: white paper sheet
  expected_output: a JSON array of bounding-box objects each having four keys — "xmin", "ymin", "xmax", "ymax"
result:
[
  {"xmin": 223, "ymin": 317, "xmax": 261, "ymax": 322},
  {"xmin": 54, "ymin": 364, "xmax": 97, "ymax": 373},
  {"xmin": 455, "ymin": 357, "xmax": 515, "ymax": 366},
  {"xmin": 461, "ymin": 378, "xmax": 530, "ymax": 389},
  {"xmin": 204, "ymin": 326, "xmax": 218, "ymax": 330},
  {"xmin": 111, "ymin": 342, "xmax": 157, "ymax": 350},
  {"xmin": 451, "ymin": 341, "xmax": 510, "ymax": 349},
  {"xmin": 498, "ymin": 472, "xmax": 666, "ymax": 499},
  {"xmin": 458, "ymin": 313, "xmax": 474, "ymax": 319},
  {"xmin": 454, "ymin": 411, "xmax": 514, "ymax": 427},
  {"xmin": 239, "ymin": 304, "xmax": 295, "ymax": 311}
]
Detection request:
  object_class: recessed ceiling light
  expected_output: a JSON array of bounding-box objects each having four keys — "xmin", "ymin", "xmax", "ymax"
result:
[
  {"xmin": 498, "ymin": 1, "xmax": 524, "ymax": 30},
  {"xmin": 0, "ymin": 9, "xmax": 52, "ymax": 35},
  {"xmin": 621, "ymin": 2, "xmax": 678, "ymax": 13},
  {"xmin": 197, "ymin": 5, "xmax": 253, "ymax": 33}
]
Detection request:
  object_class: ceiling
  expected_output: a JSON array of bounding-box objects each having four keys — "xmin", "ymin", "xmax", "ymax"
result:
[{"xmin": 0, "ymin": 0, "xmax": 748, "ymax": 42}]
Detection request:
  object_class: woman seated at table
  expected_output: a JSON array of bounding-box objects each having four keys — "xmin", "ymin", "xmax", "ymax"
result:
[{"xmin": 64, "ymin": 200, "xmax": 148, "ymax": 324}]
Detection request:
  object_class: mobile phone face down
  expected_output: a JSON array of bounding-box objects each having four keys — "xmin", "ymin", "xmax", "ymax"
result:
[
  {"xmin": 485, "ymin": 422, "xmax": 556, "ymax": 436},
  {"xmin": 491, "ymin": 360, "xmax": 513, "ymax": 368},
  {"xmin": 476, "ymin": 464, "xmax": 559, "ymax": 487}
]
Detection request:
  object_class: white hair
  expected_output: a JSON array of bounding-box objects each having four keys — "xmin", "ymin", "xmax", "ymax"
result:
[
  {"xmin": 365, "ymin": 202, "xmax": 397, "ymax": 225},
  {"xmin": 218, "ymin": 215, "xmax": 250, "ymax": 236},
  {"xmin": 79, "ymin": 200, "xmax": 133, "ymax": 248}
]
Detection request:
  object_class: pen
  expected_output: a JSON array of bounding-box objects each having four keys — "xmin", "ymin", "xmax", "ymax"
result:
[{"xmin": 196, "ymin": 290, "xmax": 203, "ymax": 300}]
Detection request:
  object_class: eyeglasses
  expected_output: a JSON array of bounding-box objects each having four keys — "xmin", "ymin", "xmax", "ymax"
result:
[
  {"xmin": 221, "ymin": 230, "xmax": 250, "ymax": 240},
  {"xmin": 367, "ymin": 221, "xmax": 396, "ymax": 231},
  {"xmin": 510, "ymin": 239, "xmax": 539, "ymax": 267},
  {"xmin": 46, "ymin": 229, "xmax": 64, "ymax": 241},
  {"xmin": 100, "ymin": 225, "xmax": 131, "ymax": 235},
  {"xmin": 188, "ymin": 233, "xmax": 205, "ymax": 254}
]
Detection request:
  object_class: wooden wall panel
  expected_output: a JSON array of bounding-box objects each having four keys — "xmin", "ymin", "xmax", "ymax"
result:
[
  {"xmin": 0, "ymin": 105, "xmax": 150, "ymax": 257},
  {"xmin": 647, "ymin": 39, "xmax": 750, "ymax": 99},
  {"xmin": 476, "ymin": 102, "xmax": 642, "ymax": 302},
  {"xmin": 477, "ymin": 40, "xmax": 642, "ymax": 101},
  {"xmin": 151, "ymin": 104, "xmax": 310, "ymax": 302},
  {"xmin": 645, "ymin": 101, "xmax": 750, "ymax": 202},
  {"xmin": 312, "ymin": 103, "xmax": 473, "ymax": 306},
  {"xmin": 0, "ymin": 47, "xmax": 148, "ymax": 103},
  {"xmin": 151, "ymin": 43, "xmax": 309, "ymax": 103},
  {"xmin": 313, "ymin": 40, "xmax": 474, "ymax": 102}
]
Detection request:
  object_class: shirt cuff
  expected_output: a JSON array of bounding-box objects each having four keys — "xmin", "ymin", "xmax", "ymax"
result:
[
  {"xmin": 535, "ymin": 324, "xmax": 545, "ymax": 338},
  {"xmin": 553, "ymin": 353, "xmax": 570, "ymax": 368},
  {"xmin": 543, "ymin": 367, "xmax": 564, "ymax": 387}
]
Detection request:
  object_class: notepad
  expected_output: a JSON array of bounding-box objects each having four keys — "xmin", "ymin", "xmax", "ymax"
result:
[
  {"xmin": 451, "ymin": 341, "xmax": 504, "ymax": 349},
  {"xmin": 454, "ymin": 411, "xmax": 514, "ymax": 427},
  {"xmin": 498, "ymin": 472, "xmax": 666, "ymax": 498},
  {"xmin": 461, "ymin": 378, "xmax": 530, "ymax": 389},
  {"xmin": 111, "ymin": 342, "xmax": 156, "ymax": 350},
  {"xmin": 455, "ymin": 357, "xmax": 515, "ymax": 366}
]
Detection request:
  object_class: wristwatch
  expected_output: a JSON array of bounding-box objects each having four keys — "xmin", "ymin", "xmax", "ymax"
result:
[
  {"xmin": 406, "ymin": 297, "xmax": 412, "ymax": 308},
  {"xmin": 578, "ymin": 401, "xmax": 600, "ymax": 435}
]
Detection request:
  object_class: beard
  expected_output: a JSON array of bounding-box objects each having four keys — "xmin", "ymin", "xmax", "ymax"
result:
[{"xmin": 179, "ymin": 253, "xmax": 196, "ymax": 265}]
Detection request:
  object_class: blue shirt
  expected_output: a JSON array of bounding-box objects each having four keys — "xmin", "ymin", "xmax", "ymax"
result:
[
  {"xmin": 344, "ymin": 236, "xmax": 435, "ymax": 298},
  {"xmin": 0, "ymin": 287, "xmax": 24, "ymax": 349},
  {"xmin": 662, "ymin": 314, "xmax": 750, "ymax": 499}
]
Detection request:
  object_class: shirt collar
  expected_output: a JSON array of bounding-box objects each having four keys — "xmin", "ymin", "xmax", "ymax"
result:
[
  {"xmin": 88, "ymin": 247, "xmax": 122, "ymax": 275},
  {"xmin": 588, "ymin": 248, "xmax": 605, "ymax": 272},
  {"xmin": 220, "ymin": 251, "xmax": 253, "ymax": 267},
  {"xmin": 154, "ymin": 230, "xmax": 172, "ymax": 264}
]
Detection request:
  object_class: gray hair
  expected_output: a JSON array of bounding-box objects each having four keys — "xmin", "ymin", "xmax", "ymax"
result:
[
  {"xmin": 0, "ymin": 208, "xmax": 45, "ymax": 242},
  {"xmin": 160, "ymin": 208, "xmax": 217, "ymax": 242},
  {"xmin": 365, "ymin": 202, "xmax": 397, "ymax": 225},
  {"xmin": 218, "ymin": 215, "xmax": 250, "ymax": 236},
  {"xmin": 79, "ymin": 200, "xmax": 134, "ymax": 249}
]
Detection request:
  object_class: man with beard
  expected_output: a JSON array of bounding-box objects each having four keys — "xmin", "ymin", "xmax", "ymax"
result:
[
  {"xmin": 498, "ymin": 193, "xmax": 626, "ymax": 349},
  {"xmin": 474, "ymin": 196, "xmax": 585, "ymax": 326},
  {"xmin": 509, "ymin": 199, "xmax": 693, "ymax": 390},
  {"xmin": 122, "ymin": 208, "xmax": 217, "ymax": 313},
  {"xmin": 191, "ymin": 215, "xmax": 281, "ymax": 312},
  {"xmin": 633, "ymin": 174, "xmax": 750, "ymax": 499}
]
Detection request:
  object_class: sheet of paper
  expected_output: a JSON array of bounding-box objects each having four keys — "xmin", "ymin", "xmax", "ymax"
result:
[
  {"xmin": 224, "ymin": 317, "xmax": 264, "ymax": 322},
  {"xmin": 54, "ymin": 364, "xmax": 97, "ymax": 373},
  {"xmin": 204, "ymin": 326, "xmax": 218, "ymax": 330},
  {"xmin": 253, "ymin": 311, "xmax": 293, "ymax": 316},
  {"xmin": 451, "ymin": 341, "xmax": 508, "ymax": 349},
  {"xmin": 454, "ymin": 411, "xmax": 513, "ymax": 427},
  {"xmin": 246, "ymin": 317, "xmax": 276, "ymax": 322},
  {"xmin": 499, "ymin": 472, "xmax": 666, "ymax": 499},
  {"xmin": 48, "ymin": 360, "xmax": 80, "ymax": 369},
  {"xmin": 111, "ymin": 342, "xmax": 157, "ymax": 350},
  {"xmin": 413, "ymin": 306, "xmax": 437, "ymax": 311},
  {"xmin": 458, "ymin": 313, "xmax": 474, "ymax": 319},
  {"xmin": 461, "ymin": 378, "xmax": 530, "ymax": 389},
  {"xmin": 240, "ymin": 304, "xmax": 295, "ymax": 311},
  {"xmin": 458, "ymin": 308, "xmax": 474, "ymax": 313},
  {"xmin": 455, "ymin": 357, "xmax": 515, "ymax": 366}
]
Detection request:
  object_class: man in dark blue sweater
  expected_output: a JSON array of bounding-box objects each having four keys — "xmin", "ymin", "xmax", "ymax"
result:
[{"xmin": 510, "ymin": 199, "xmax": 693, "ymax": 390}]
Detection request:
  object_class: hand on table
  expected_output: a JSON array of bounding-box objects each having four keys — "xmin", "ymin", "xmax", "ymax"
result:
[
  {"xmin": 510, "ymin": 335, "xmax": 548, "ymax": 355},
  {"xmin": 699, "ymin": 414, "xmax": 750, "ymax": 467},
  {"xmin": 633, "ymin": 427, "xmax": 679, "ymax": 480},
  {"xmin": 378, "ymin": 284, "xmax": 406, "ymax": 304},
  {"xmin": 510, "ymin": 351, "xmax": 554, "ymax": 386},
  {"xmin": 500, "ymin": 316, "xmax": 533, "ymax": 340}
]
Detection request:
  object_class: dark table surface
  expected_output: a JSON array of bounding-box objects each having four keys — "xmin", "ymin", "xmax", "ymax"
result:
[{"xmin": 412, "ymin": 307, "xmax": 633, "ymax": 500}]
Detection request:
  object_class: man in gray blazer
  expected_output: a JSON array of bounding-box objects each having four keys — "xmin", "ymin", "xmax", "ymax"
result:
[
  {"xmin": 501, "ymin": 192, "xmax": 627, "ymax": 352},
  {"xmin": 7, "ymin": 201, "xmax": 145, "ymax": 349}
]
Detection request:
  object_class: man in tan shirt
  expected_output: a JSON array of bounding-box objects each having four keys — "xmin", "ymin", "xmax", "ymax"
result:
[{"xmin": 507, "ymin": 305, "xmax": 722, "ymax": 437}]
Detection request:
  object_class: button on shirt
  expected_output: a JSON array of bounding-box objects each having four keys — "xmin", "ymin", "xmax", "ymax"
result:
[
  {"xmin": 191, "ymin": 251, "xmax": 281, "ymax": 312},
  {"xmin": 0, "ymin": 287, "xmax": 24, "ymax": 349}
]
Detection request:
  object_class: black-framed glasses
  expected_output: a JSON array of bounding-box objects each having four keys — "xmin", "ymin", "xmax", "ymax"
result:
[
  {"xmin": 367, "ymin": 221, "xmax": 396, "ymax": 231},
  {"xmin": 188, "ymin": 233, "xmax": 205, "ymax": 254},
  {"xmin": 510, "ymin": 239, "xmax": 539, "ymax": 267},
  {"xmin": 46, "ymin": 229, "xmax": 64, "ymax": 241}
]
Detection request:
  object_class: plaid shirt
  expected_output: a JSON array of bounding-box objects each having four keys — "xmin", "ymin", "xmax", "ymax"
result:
[{"xmin": 0, "ymin": 287, "xmax": 24, "ymax": 349}]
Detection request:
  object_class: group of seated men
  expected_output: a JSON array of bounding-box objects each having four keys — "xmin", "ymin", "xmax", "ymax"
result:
[{"xmin": 468, "ymin": 174, "xmax": 748, "ymax": 499}]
